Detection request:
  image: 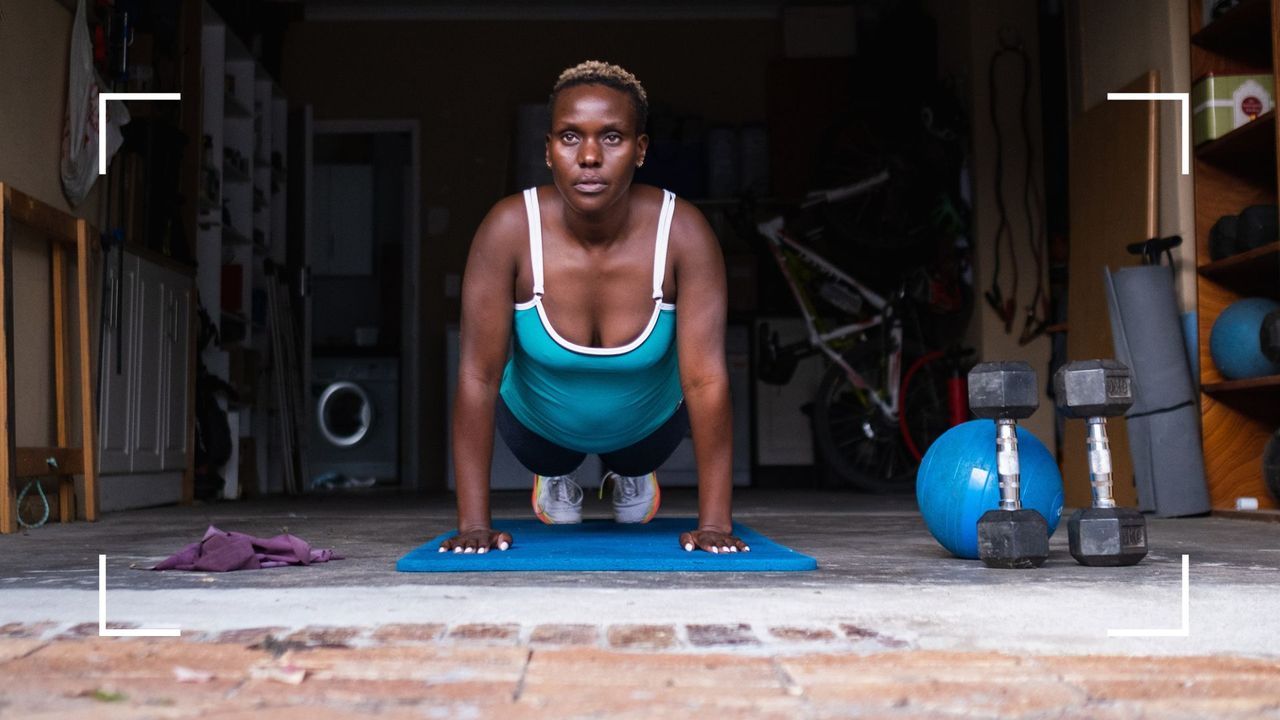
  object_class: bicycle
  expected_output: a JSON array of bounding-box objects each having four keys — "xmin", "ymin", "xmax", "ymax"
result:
[{"xmin": 752, "ymin": 179, "xmax": 971, "ymax": 493}]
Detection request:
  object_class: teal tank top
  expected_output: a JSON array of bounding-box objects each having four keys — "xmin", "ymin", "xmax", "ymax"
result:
[{"xmin": 498, "ymin": 188, "xmax": 683, "ymax": 454}]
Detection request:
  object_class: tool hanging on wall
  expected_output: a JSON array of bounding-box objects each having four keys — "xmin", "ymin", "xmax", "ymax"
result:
[{"xmin": 986, "ymin": 31, "xmax": 1051, "ymax": 342}]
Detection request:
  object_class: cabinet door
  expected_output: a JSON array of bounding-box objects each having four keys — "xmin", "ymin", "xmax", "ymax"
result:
[
  {"xmin": 130, "ymin": 259, "xmax": 165, "ymax": 472},
  {"xmin": 98, "ymin": 254, "xmax": 137, "ymax": 473},
  {"xmin": 162, "ymin": 271, "xmax": 192, "ymax": 470}
]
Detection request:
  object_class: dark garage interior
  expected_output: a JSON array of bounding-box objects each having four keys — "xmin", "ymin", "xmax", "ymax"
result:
[{"xmin": 0, "ymin": 0, "xmax": 1279, "ymax": 717}]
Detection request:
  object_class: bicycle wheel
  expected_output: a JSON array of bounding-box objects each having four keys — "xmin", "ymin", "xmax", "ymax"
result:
[
  {"xmin": 898, "ymin": 351, "xmax": 953, "ymax": 462},
  {"xmin": 811, "ymin": 338, "xmax": 915, "ymax": 493}
]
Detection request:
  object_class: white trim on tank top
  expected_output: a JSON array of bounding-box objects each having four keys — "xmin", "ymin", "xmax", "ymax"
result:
[{"xmin": 514, "ymin": 187, "xmax": 677, "ymax": 356}]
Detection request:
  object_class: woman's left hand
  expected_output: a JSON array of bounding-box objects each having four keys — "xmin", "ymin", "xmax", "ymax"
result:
[{"xmin": 680, "ymin": 529, "xmax": 750, "ymax": 553}]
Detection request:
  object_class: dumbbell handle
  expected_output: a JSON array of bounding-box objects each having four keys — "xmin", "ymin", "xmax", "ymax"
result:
[
  {"xmin": 1087, "ymin": 417, "xmax": 1117, "ymax": 509},
  {"xmin": 996, "ymin": 418, "xmax": 1022, "ymax": 511}
]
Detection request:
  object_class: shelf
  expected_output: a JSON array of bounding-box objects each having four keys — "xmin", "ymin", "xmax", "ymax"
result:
[
  {"xmin": 1212, "ymin": 508, "xmax": 1280, "ymax": 523},
  {"xmin": 1195, "ymin": 110, "xmax": 1275, "ymax": 179},
  {"xmin": 1198, "ymin": 240, "xmax": 1280, "ymax": 296},
  {"xmin": 1191, "ymin": 0, "xmax": 1273, "ymax": 67},
  {"xmin": 223, "ymin": 161, "xmax": 251, "ymax": 185},
  {"xmin": 1202, "ymin": 374, "xmax": 1280, "ymax": 393},
  {"xmin": 225, "ymin": 93, "xmax": 252, "ymax": 119},
  {"xmin": 223, "ymin": 224, "xmax": 252, "ymax": 246}
]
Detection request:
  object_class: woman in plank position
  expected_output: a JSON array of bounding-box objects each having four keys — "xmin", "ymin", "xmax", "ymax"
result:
[{"xmin": 443, "ymin": 61, "xmax": 745, "ymax": 555}]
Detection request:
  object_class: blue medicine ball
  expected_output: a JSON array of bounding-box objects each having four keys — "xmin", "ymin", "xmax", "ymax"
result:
[
  {"xmin": 1209, "ymin": 297, "xmax": 1280, "ymax": 380},
  {"xmin": 916, "ymin": 420, "xmax": 1064, "ymax": 559}
]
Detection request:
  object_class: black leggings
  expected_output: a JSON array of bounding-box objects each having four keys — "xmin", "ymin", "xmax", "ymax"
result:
[{"xmin": 495, "ymin": 397, "xmax": 689, "ymax": 477}]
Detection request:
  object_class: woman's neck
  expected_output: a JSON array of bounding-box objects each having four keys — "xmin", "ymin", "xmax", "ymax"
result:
[{"xmin": 559, "ymin": 193, "xmax": 632, "ymax": 249}]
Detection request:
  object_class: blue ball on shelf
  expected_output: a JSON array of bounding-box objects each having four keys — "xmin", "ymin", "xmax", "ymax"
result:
[
  {"xmin": 916, "ymin": 420, "xmax": 1064, "ymax": 560},
  {"xmin": 1209, "ymin": 297, "xmax": 1280, "ymax": 380}
]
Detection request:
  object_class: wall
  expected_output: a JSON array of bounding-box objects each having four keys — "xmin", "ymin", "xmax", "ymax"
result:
[
  {"xmin": 925, "ymin": 0, "xmax": 1056, "ymax": 449},
  {"xmin": 282, "ymin": 18, "xmax": 780, "ymax": 488},
  {"xmin": 0, "ymin": 0, "xmax": 103, "ymax": 450},
  {"xmin": 1067, "ymin": 0, "xmax": 1195, "ymax": 312}
]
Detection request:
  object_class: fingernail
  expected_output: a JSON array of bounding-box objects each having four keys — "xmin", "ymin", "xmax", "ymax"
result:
[
  {"xmin": 438, "ymin": 547, "xmax": 446, "ymax": 553},
  {"xmin": 684, "ymin": 543, "xmax": 694, "ymax": 551},
  {"xmin": 478, "ymin": 547, "xmax": 487, "ymax": 554},
  {"xmin": 730, "ymin": 546, "xmax": 738, "ymax": 553},
  {"xmin": 710, "ymin": 547, "xmax": 720, "ymax": 554},
  {"xmin": 499, "ymin": 541, "xmax": 510, "ymax": 551},
  {"xmin": 464, "ymin": 547, "xmax": 475, "ymax": 554},
  {"xmin": 744, "ymin": 546, "xmax": 751, "ymax": 552},
  {"xmin": 453, "ymin": 547, "xmax": 462, "ymax": 554}
]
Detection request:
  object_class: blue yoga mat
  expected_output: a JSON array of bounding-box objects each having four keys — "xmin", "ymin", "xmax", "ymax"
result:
[{"xmin": 397, "ymin": 518, "xmax": 817, "ymax": 572}]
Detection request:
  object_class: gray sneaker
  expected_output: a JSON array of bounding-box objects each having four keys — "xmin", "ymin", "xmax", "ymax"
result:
[
  {"xmin": 532, "ymin": 474, "xmax": 583, "ymax": 524},
  {"xmin": 603, "ymin": 471, "xmax": 661, "ymax": 524}
]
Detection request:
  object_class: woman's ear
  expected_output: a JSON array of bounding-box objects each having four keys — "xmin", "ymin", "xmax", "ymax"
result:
[{"xmin": 636, "ymin": 134, "xmax": 649, "ymax": 168}]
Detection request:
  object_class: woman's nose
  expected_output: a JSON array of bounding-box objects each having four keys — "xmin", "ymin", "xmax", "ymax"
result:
[{"xmin": 577, "ymin": 140, "xmax": 601, "ymax": 166}]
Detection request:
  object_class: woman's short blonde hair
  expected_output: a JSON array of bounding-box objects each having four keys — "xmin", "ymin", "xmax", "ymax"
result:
[{"xmin": 550, "ymin": 60, "xmax": 648, "ymax": 131}]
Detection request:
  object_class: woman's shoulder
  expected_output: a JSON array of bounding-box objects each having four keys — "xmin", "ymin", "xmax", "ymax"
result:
[{"xmin": 476, "ymin": 191, "xmax": 536, "ymax": 239}]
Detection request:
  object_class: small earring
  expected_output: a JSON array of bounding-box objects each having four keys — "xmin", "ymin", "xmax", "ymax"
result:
[
  {"xmin": 545, "ymin": 161, "xmax": 551, "ymax": 168},
  {"xmin": 637, "ymin": 161, "xmax": 644, "ymax": 168}
]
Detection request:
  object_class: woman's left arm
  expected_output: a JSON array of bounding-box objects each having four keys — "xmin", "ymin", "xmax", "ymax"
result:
[{"xmin": 672, "ymin": 200, "xmax": 749, "ymax": 554}]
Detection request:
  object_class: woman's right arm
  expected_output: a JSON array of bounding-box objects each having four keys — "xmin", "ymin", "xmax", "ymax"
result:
[{"xmin": 441, "ymin": 198, "xmax": 522, "ymax": 553}]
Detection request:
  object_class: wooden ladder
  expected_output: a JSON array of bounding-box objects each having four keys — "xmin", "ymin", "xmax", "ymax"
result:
[{"xmin": 0, "ymin": 183, "xmax": 99, "ymax": 533}]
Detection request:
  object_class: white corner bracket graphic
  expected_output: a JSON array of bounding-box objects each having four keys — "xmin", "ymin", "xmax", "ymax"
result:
[
  {"xmin": 1107, "ymin": 554, "xmax": 1190, "ymax": 638},
  {"xmin": 98, "ymin": 93, "xmax": 182, "ymax": 175},
  {"xmin": 99, "ymin": 555, "xmax": 181, "ymax": 637},
  {"xmin": 1105, "ymin": 92, "xmax": 1190, "ymax": 176}
]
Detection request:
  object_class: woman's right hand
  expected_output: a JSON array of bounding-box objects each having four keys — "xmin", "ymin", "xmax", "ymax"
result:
[{"xmin": 439, "ymin": 528, "xmax": 513, "ymax": 554}]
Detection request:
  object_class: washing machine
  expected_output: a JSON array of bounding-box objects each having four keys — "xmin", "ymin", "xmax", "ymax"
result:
[{"xmin": 310, "ymin": 357, "xmax": 399, "ymax": 484}]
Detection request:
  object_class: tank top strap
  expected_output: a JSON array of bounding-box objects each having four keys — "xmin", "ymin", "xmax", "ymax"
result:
[
  {"xmin": 523, "ymin": 187, "xmax": 545, "ymax": 297},
  {"xmin": 652, "ymin": 190, "xmax": 677, "ymax": 301}
]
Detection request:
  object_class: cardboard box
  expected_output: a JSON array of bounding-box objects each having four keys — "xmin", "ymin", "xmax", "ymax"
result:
[{"xmin": 1192, "ymin": 73, "xmax": 1274, "ymax": 145}]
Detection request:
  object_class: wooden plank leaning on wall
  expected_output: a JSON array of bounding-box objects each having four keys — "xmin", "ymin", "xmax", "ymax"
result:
[{"xmin": 0, "ymin": 183, "xmax": 100, "ymax": 533}]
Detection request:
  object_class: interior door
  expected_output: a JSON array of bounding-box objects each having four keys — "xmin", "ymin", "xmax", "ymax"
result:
[
  {"xmin": 97, "ymin": 251, "xmax": 136, "ymax": 473},
  {"xmin": 162, "ymin": 269, "xmax": 192, "ymax": 470},
  {"xmin": 131, "ymin": 256, "xmax": 164, "ymax": 472},
  {"xmin": 1064, "ymin": 71, "xmax": 1157, "ymax": 509}
]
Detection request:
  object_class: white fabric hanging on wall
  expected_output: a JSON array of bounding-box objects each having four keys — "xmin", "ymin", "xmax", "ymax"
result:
[{"xmin": 60, "ymin": 0, "xmax": 129, "ymax": 207}]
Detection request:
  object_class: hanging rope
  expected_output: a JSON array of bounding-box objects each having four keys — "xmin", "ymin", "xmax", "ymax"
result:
[
  {"xmin": 986, "ymin": 32, "xmax": 1050, "ymax": 341},
  {"xmin": 16, "ymin": 457, "xmax": 58, "ymax": 529}
]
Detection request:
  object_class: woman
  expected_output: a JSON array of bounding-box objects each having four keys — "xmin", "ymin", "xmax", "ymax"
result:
[{"xmin": 442, "ymin": 61, "xmax": 746, "ymax": 555}]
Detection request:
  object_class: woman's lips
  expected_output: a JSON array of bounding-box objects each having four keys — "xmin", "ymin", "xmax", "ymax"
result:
[{"xmin": 573, "ymin": 180, "xmax": 607, "ymax": 193}]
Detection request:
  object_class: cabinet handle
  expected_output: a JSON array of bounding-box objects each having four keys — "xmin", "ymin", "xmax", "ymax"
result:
[{"xmin": 107, "ymin": 273, "xmax": 118, "ymax": 330}]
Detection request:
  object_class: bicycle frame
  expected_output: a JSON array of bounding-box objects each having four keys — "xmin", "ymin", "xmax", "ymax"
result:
[{"xmin": 756, "ymin": 216, "xmax": 903, "ymax": 422}]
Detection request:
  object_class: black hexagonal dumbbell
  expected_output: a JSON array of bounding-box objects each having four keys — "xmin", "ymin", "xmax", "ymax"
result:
[
  {"xmin": 1053, "ymin": 359, "xmax": 1148, "ymax": 567},
  {"xmin": 1261, "ymin": 309, "xmax": 1280, "ymax": 364},
  {"xmin": 968, "ymin": 361, "xmax": 1049, "ymax": 569}
]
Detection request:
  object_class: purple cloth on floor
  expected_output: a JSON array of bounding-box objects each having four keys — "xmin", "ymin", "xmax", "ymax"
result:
[{"xmin": 152, "ymin": 525, "xmax": 343, "ymax": 572}]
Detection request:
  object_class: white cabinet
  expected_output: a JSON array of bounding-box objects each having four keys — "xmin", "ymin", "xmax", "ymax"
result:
[
  {"xmin": 98, "ymin": 256, "xmax": 137, "ymax": 472},
  {"xmin": 98, "ymin": 252, "xmax": 193, "ymax": 476},
  {"xmin": 162, "ymin": 278, "xmax": 192, "ymax": 469}
]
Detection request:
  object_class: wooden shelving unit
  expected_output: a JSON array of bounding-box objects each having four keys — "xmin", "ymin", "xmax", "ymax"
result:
[
  {"xmin": 1190, "ymin": 0, "xmax": 1280, "ymax": 510},
  {"xmin": 196, "ymin": 2, "xmax": 289, "ymax": 499}
]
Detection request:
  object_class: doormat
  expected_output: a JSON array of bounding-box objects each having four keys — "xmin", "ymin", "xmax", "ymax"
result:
[{"xmin": 396, "ymin": 518, "xmax": 817, "ymax": 572}]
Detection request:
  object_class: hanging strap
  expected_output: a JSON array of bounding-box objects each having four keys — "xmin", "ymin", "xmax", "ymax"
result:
[
  {"xmin": 652, "ymin": 190, "xmax": 676, "ymax": 301},
  {"xmin": 523, "ymin": 187, "xmax": 545, "ymax": 297}
]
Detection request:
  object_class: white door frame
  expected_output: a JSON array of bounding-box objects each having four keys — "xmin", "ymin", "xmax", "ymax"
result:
[{"xmin": 311, "ymin": 119, "xmax": 422, "ymax": 491}]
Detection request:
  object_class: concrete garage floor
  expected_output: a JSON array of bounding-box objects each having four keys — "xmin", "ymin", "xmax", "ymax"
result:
[{"xmin": 2, "ymin": 489, "xmax": 1280, "ymax": 718}]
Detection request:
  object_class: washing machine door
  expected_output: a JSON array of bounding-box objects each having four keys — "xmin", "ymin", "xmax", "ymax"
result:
[{"xmin": 317, "ymin": 381, "xmax": 373, "ymax": 448}]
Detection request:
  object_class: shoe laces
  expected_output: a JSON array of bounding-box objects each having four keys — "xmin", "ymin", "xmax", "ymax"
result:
[
  {"xmin": 600, "ymin": 471, "xmax": 645, "ymax": 501},
  {"xmin": 545, "ymin": 475, "xmax": 582, "ymax": 504}
]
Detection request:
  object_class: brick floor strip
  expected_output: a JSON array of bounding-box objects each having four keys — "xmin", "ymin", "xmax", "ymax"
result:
[
  {"xmin": 447, "ymin": 623, "xmax": 521, "ymax": 644},
  {"xmin": 528, "ymin": 623, "xmax": 597, "ymax": 646},
  {"xmin": 686, "ymin": 623, "xmax": 760, "ymax": 647},
  {"xmin": 606, "ymin": 624, "xmax": 676, "ymax": 650}
]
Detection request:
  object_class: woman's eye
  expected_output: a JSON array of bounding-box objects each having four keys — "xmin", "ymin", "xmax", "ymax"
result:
[
  {"xmin": 561, "ymin": 133, "xmax": 578, "ymax": 143},
  {"xmin": 604, "ymin": 134, "xmax": 622, "ymax": 144}
]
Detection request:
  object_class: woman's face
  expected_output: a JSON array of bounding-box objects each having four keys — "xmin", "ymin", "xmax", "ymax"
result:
[{"xmin": 546, "ymin": 83, "xmax": 648, "ymax": 214}]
